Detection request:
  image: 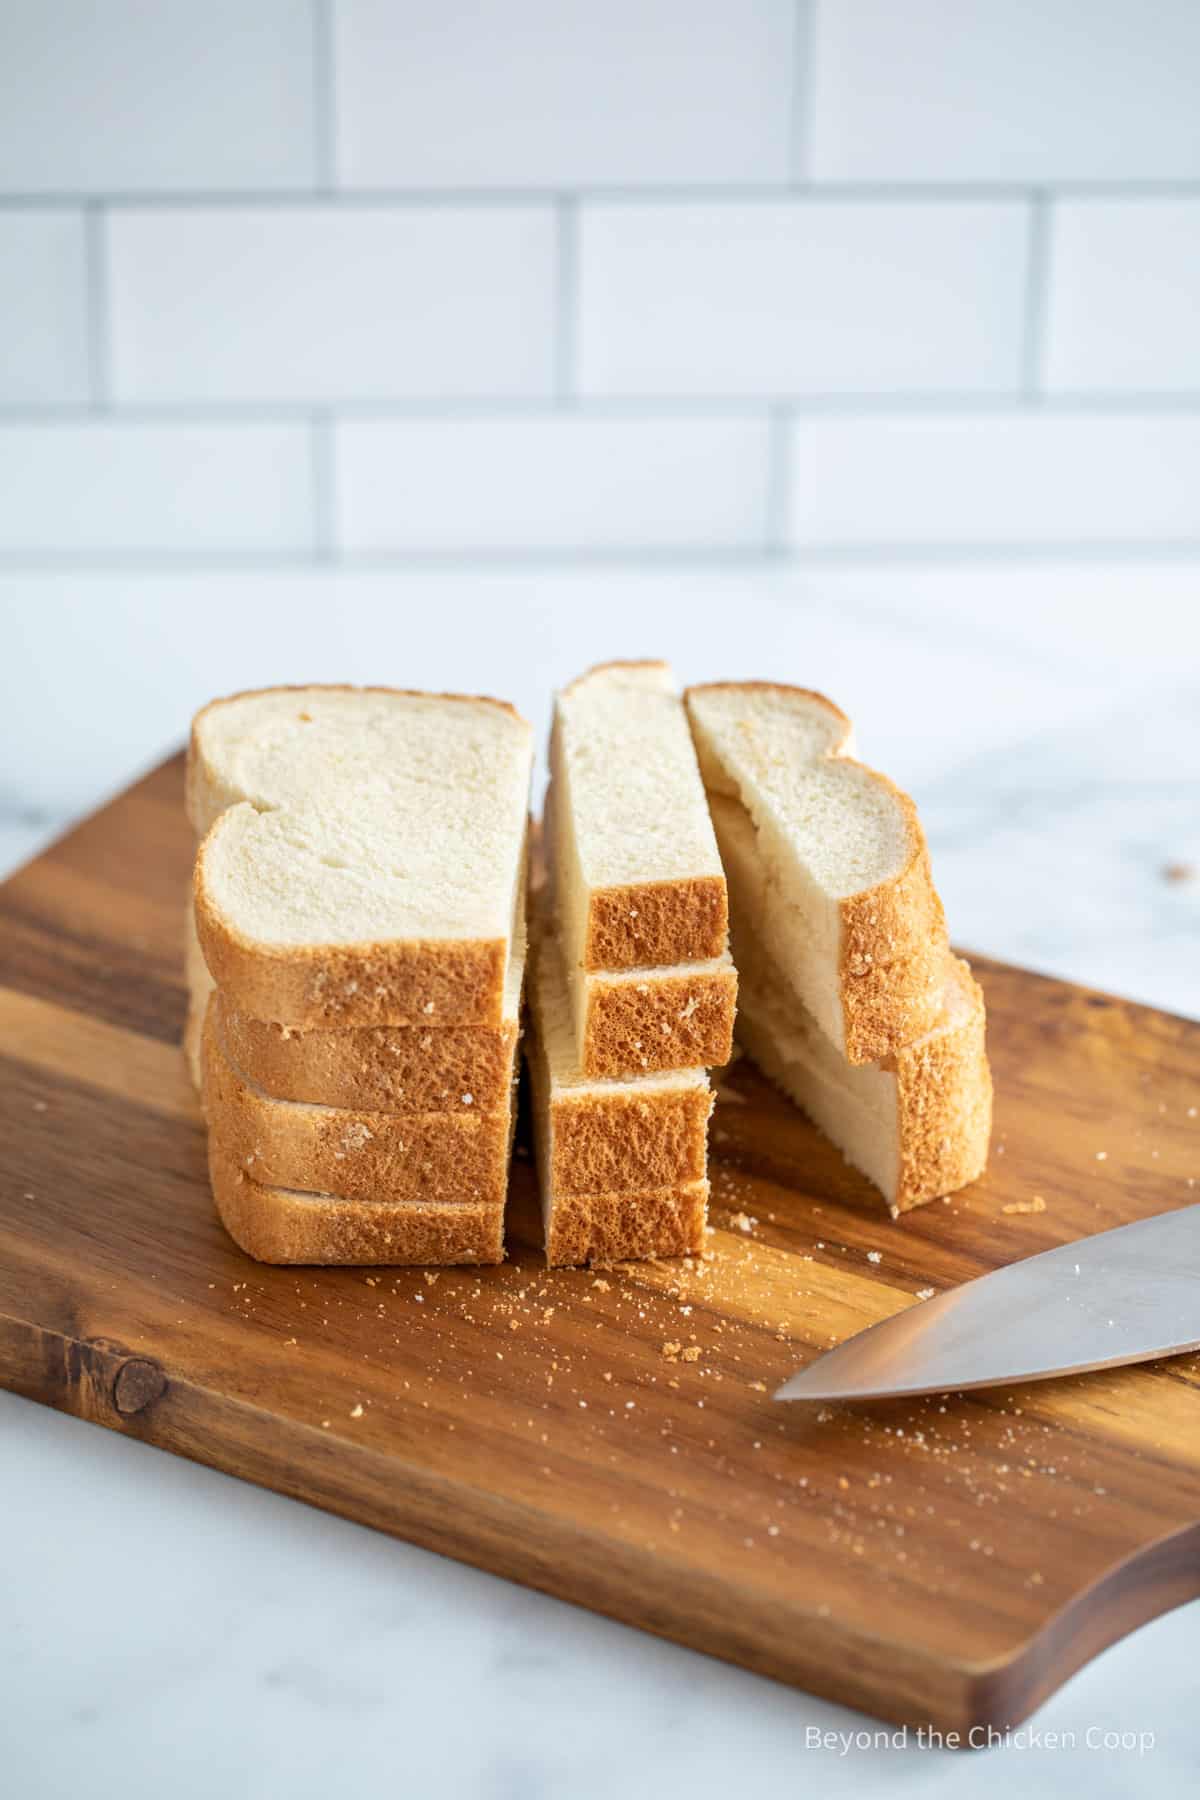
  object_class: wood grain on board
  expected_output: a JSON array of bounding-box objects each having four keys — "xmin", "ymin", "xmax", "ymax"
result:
[{"xmin": 0, "ymin": 755, "xmax": 1197, "ymax": 1736}]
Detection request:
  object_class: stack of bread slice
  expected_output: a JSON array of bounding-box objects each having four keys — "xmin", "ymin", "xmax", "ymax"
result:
[
  {"xmin": 527, "ymin": 663, "xmax": 736, "ymax": 1265},
  {"xmin": 684, "ymin": 683, "xmax": 991, "ymax": 1215},
  {"xmin": 183, "ymin": 686, "xmax": 532, "ymax": 1265}
]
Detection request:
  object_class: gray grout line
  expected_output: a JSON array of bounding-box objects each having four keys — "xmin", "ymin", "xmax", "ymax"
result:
[
  {"xmin": 789, "ymin": 0, "xmax": 820, "ymax": 183},
  {"xmin": 2, "ymin": 180, "xmax": 1200, "ymax": 209},
  {"xmin": 764, "ymin": 406, "xmax": 795, "ymax": 554},
  {"xmin": 312, "ymin": 0, "xmax": 337, "ymax": 191},
  {"xmin": 310, "ymin": 412, "xmax": 336, "ymax": 558},
  {"xmin": 0, "ymin": 543, "xmax": 1198, "ymax": 574},
  {"xmin": 554, "ymin": 196, "xmax": 580, "ymax": 405},
  {"xmin": 3, "ymin": 394, "xmax": 1200, "ymax": 426},
  {"xmin": 1021, "ymin": 191, "xmax": 1052, "ymax": 399},
  {"xmin": 82, "ymin": 202, "xmax": 111, "ymax": 410}
]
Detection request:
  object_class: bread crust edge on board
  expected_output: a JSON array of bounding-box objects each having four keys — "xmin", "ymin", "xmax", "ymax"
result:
[
  {"xmin": 208, "ymin": 1141, "xmax": 505, "ymax": 1266},
  {"xmin": 186, "ymin": 682, "xmax": 529, "ymax": 837},
  {"xmin": 193, "ymin": 837, "xmax": 511, "ymax": 1031},
  {"xmin": 549, "ymin": 661, "xmax": 729, "ymax": 971},
  {"xmin": 543, "ymin": 1178, "xmax": 709, "ymax": 1268},
  {"xmin": 889, "ymin": 955, "xmax": 992, "ymax": 1213},
  {"xmin": 735, "ymin": 952, "xmax": 991, "ymax": 1215},
  {"xmin": 201, "ymin": 1001, "xmax": 514, "ymax": 1205},
  {"xmin": 684, "ymin": 680, "xmax": 948, "ymax": 1064}
]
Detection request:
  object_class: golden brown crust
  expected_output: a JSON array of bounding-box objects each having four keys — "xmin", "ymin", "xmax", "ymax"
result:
[
  {"xmin": 549, "ymin": 667, "xmax": 729, "ymax": 972},
  {"xmin": 889, "ymin": 956, "xmax": 992, "ymax": 1213},
  {"xmin": 684, "ymin": 680, "xmax": 947, "ymax": 1062},
  {"xmin": 201, "ymin": 1001, "xmax": 513, "ymax": 1204},
  {"xmin": 544, "ymin": 1178, "xmax": 709, "ymax": 1267},
  {"xmin": 839, "ymin": 830, "xmax": 948, "ymax": 1064},
  {"xmin": 583, "ymin": 874, "xmax": 728, "ymax": 971},
  {"xmin": 208, "ymin": 1141, "xmax": 505, "ymax": 1266},
  {"xmin": 186, "ymin": 682, "xmax": 528, "ymax": 836},
  {"xmin": 524, "ymin": 936, "xmax": 713, "ymax": 1194},
  {"xmin": 193, "ymin": 844, "xmax": 509, "ymax": 1029},
  {"xmin": 577, "ymin": 959, "xmax": 737, "ymax": 1078},
  {"xmin": 735, "ymin": 952, "xmax": 991, "ymax": 1215},
  {"xmin": 217, "ymin": 993, "xmax": 519, "ymax": 1114}
]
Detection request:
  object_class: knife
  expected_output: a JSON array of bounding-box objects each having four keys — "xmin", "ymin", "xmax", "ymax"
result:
[{"xmin": 775, "ymin": 1204, "xmax": 1200, "ymax": 1403}]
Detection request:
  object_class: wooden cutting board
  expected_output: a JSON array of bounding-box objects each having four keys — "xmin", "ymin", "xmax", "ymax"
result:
[{"xmin": 1, "ymin": 755, "xmax": 1198, "ymax": 1739}]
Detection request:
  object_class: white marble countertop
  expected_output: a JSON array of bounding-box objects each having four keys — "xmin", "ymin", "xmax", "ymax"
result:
[{"xmin": 1, "ymin": 569, "xmax": 1198, "ymax": 1797}]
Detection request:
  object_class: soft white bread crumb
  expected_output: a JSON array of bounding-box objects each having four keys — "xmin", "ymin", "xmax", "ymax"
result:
[
  {"xmin": 189, "ymin": 687, "xmax": 532, "ymax": 1027},
  {"xmin": 734, "ymin": 924, "xmax": 991, "ymax": 1213},
  {"xmin": 686, "ymin": 683, "xmax": 947, "ymax": 1063},
  {"xmin": 549, "ymin": 662, "xmax": 727, "ymax": 973}
]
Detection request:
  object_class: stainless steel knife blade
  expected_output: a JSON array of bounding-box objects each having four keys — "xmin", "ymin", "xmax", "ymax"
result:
[{"xmin": 775, "ymin": 1204, "xmax": 1200, "ymax": 1403}]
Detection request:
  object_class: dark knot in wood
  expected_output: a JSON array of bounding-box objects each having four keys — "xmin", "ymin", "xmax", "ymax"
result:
[{"xmin": 112, "ymin": 1357, "xmax": 167, "ymax": 1416}]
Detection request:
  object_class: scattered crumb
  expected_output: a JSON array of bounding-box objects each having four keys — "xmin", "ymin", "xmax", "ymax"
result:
[
  {"xmin": 915, "ymin": 1288, "xmax": 936, "ymax": 1301},
  {"xmin": 1162, "ymin": 861, "xmax": 1194, "ymax": 884},
  {"xmin": 680, "ymin": 1346, "xmax": 702, "ymax": 1363},
  {"xmin": 663, "ymin": 1341, "xmax": 682, "ymax": 1360},
  {"xmin": 423, "ymin": 1271, "xmax": 439, "ymax": 1285},
  {"xmin": 1095, "ymin": 1151, "xmax": 1108, "ymax": 1162},
  {"xmin": 866, "ymin": 1250, "xmax": 882, "ymax": 1265},
  {"xmin": 1003, "ymin": 1196, "xmax": 1047, "ymax": 1215},
  {"xmin": 350, "ymin": 1403, "xmax": 363, "ymax": 1418},
  {"xmin": 728, "ymin": 1212, "xmax": 755, "ymax": 1233},
  {"xmin": 592, "ymin": 1278, "xmax": 610, "ymax": 1292}
]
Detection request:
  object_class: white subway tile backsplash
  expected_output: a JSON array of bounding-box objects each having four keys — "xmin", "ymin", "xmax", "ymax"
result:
[
  {"xmin": 0, "ymin": 211, "xmax": 88, "ymax": 404},
  {"xmin": 336, "ymin": 414, "xmax": 770, "ymax": 552},
  {"xmin": 786, "ymin": 413, "xmax": 1200, "ymax": 547},
  {"xmin": 1045, "ymin": 200, "xmax": 1200, "ymax": 394},
  {"xmin": 0, "ymin": 423, "xmax": 314, "ymax": 554},
  {"xmin": 0, "ymin": 0, "xmax": 316, "ymax": 193},
  {"xmin": 335, "ymin": 0, "xmax": 796, "ymax": 188},
  {"xmin": 107, "ymin": 207, "xmax": 556, "ymax": 404},
  {"xmin": 810, "ymin": 0, "xmax": 1200, "ymax": 181},
  {"xmin": 579, "ymin": 201, "xmax": 1028, "ymax": 397}
]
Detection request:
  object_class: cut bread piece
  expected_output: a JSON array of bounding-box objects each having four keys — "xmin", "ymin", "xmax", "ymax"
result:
[
  {"xmin": 569, "ymin": 948, "xmax": 737, "ymax": 1079},
  {"xmin": 526, "ymin": 924, "xmax": 713, "ymax": 1196},
  {"xmin": 190, "ymin": 686, "xmax": 532, "ymax": 1028},
  {"xmin": 183, "ymin": 901, "xmax": 213, "ymax": 1091},
  {"xmin": 548, "ymin": 662, "xmax": 727, "ymax": 972},
  {"xmin": 733, "ymin": 924, "xmax": 991, "ymax": 1215},
  {"xmin": 202, "ymin": 1000, "xmax": 516, "ymax": 1205},
  {"xmin": 215, "ymin": 861, "xmax": 526, "ymax": 1112},
  {"xmin": 542, "ymin": 1178, "xmax": 709, "ymax": 1269},
  {"xmin": 209, "ymin": 1141, "xmax": 504, "ymax": 1266},
  {"xmin": 686, "ymin": 683, "xmax": 947, "ymax": 1064}
]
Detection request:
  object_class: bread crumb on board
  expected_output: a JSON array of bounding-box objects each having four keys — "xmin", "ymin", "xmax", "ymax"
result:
[{"xmin": 1002, "ymin": 1196, "xmax": 1046, "ymax": 1215}]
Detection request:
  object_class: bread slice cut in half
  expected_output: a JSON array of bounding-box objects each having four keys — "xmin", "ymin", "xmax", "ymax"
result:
[
  {"xmin": 526, "ymin": 923, "xmax": 713, "ymax": 1196},
  {"xmin": 569, "ymin": 948, "xmax": 737, "ymax": 1079},
  {"xmin": 733, "ymin": 925, "xmax": 991, "ymax": 1215},
  {"xmin": 213, "ymin": 863, "xmax": 526, "ymax": 1112},
  {"xmin": 209, "ymin": 1142, "xmax": 505, "ymax": 1266},
  {"xmin": 541, "ymin": 1178, "xmax": 709, "ymax": 1269},
  {"xmin": 548, "ymin": 662, "xmax": 727, "ymax": 973},
  {"xmin": 686, "ymin": 683, "xmax": 947, "ymax": 1064},
  {"xmin": 202, "ymin": 1001, "xmax": 516, "ymax": 1206},
  {"xmin": 190, "ymin": 686, "xmax": 532, "ymax": 1029}
]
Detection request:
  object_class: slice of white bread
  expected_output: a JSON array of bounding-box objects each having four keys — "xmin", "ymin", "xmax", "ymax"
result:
[
  {"xmin": 183, "ymin": 847, "xmax": 527, "ymax": 1111},
  {"xmin": 568, "ymin": 945, "xmax": 737, "ymax": 1078},
  {"xmin": 190, "ymin": 686, "xmax": 532, "ymax": 1029},
  {"xmin": 209, "ymin": 1141, "xmax": 505, "ymax": 1266},
  {"xmin": 686, "ymin": 683, "xmax": 947, "ymax": 1063},
  {"xmin": 733, "ymin": 926, "xmax": 992, "ymax": 1214},
  {"xmin": 548, "ymin": 662, "xmax": 727, "ymax": 972},
  {"xmin": 525, "ymin": 922, "xmax": 713, "ymax": 1196},
  {"xmin": 202, "ymin": 1000, "xmax": 516, "ymax": 1205},
  {"xmin": 541, "ymin": 1178, "xmax": 709, "ymax": 1269}
]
